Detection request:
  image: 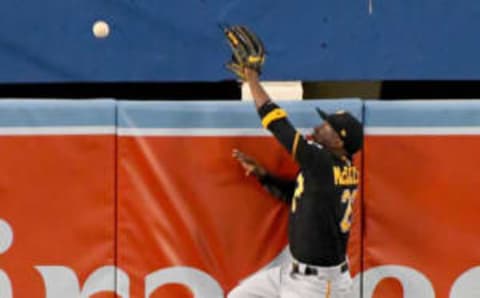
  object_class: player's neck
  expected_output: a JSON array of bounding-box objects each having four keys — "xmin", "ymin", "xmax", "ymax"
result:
[{"xmin": 329, "ymin": 147, "xmax": 349, "ymax": 161}]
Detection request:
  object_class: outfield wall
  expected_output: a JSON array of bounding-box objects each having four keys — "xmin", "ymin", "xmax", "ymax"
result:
[{"xmin": 0, "ymin": 99, "xmax": 478, "ymax": 297}]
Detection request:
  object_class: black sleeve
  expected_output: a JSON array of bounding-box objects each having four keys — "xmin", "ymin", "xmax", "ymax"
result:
[
  {"xmin": 258, "ymin": 174, "xmax": 296, "ymax": 204},
  {"xmin": 257, "ymin": 102, "xmax": 330, "ymax": 170}
]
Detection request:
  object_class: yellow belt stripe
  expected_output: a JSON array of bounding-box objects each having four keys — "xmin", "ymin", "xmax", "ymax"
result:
[
  {"xmin": 261, "ymin": 108, "xmax": 287, "ymax": 128},
  {"xmin": 292, "ymin": 132, "xmax": 300, "ymax": 158}
]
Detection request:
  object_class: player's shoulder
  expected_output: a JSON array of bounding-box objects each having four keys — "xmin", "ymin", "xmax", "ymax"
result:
[{"xmin": 304, "ymin": 140, "xmax": 335, "ymax": 165}]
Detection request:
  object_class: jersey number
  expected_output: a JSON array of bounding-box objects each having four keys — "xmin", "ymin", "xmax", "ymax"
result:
[
  {"xmin": 291, "ymin": 174, "xmax": 304, "ymax": 213},
  {"xmin": 340, "ymin": 189, "xmax": 357, "ymax": 233}
]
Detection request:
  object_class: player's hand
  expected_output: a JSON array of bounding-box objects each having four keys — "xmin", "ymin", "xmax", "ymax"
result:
[{"xmin": 232, "ymin": 149, "xmax": 267, "ymax": 177}]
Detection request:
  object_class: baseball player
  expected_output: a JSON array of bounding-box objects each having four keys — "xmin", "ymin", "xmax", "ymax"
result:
[{"xmin": 224, "ymin": 26, "xmax": 363, "ymax": 298}]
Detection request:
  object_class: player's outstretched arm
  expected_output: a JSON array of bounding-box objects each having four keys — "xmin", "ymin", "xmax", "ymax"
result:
[
  {"xmin": 244, "ymin": 68, "xmax": 318, "ymax": 167},
  {"xmin": 245, "ymin": 68, "xmax": 271, "ymax": 109}
]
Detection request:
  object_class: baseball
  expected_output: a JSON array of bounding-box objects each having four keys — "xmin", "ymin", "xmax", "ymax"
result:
[{"xmin": 92, "ymin": 20, "xmax": 110, "ymax": 38}]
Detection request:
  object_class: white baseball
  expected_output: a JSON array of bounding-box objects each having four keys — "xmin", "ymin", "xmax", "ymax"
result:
[{"xmin": 93, "ymin": 20, "xmax": 110, "ymax": 38}]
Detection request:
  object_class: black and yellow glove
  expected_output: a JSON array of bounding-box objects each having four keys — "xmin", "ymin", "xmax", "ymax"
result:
[{"xmin": 223, "ymin": 25, "xmax": 266, "ymax": 80}]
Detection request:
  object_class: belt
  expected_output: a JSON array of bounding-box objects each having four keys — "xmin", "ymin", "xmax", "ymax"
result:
[{"xmin": 291, "ymin": 261, "xmax": 348, "ymax": 276}]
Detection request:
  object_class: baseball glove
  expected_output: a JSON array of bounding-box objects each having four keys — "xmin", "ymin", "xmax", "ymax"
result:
[{"xmin": 223, "ymin": 25, "xmax": 266, "ymax": 80}]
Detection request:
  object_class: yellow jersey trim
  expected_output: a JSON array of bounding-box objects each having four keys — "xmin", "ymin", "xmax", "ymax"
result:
[
  {"xmin": 292, "ymin": 131, "xmax": 300, "ymax": 158},
  {"xmin": 261, "ymin": 108, "xmax": 287, "ymax": 128}
]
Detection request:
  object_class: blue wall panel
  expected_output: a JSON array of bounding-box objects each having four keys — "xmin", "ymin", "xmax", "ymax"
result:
[{"xmin": 0, "ymin": 0, "xmax": 478, "ymax": 82}]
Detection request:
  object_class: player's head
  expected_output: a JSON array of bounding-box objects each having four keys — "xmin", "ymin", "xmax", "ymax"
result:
[{"xmin": 312, "ymin": 109, "xmax": 363, "ymax": 156}]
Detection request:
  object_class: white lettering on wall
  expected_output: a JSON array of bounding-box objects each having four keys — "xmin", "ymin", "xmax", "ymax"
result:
[
  {"xmin": 0, "ymin": 219, "xmax": 13, "ymax": 298},
  {"xmin": 1, "ymin": 218, "xmax": 478, "ymax": 298},
  {"xmin": 450, "ymin": 267, "xmax": 480, "ymax": 298},
  {"xmin": 35, "ymin": 265, "xmax": 129, "ymax": 298},
  {"xmin": 359, "ymin": 265, "xmax": 435, "ymax": 298},
  {"xmin": 0, "ymin": 219, "xmax": 13, "ymax": 254},
  {"xmin": 0, "ymin": 270, "xmax": 13, "ymax": 298},
  {"xmin": 145, "ymin": 266, "xmax": 224, "ymax": 298}
]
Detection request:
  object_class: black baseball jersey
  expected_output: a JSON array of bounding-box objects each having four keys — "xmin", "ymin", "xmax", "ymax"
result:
[{"xmin": 258, "ymin": 102, "xmax": 359, "ymax": 266}]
